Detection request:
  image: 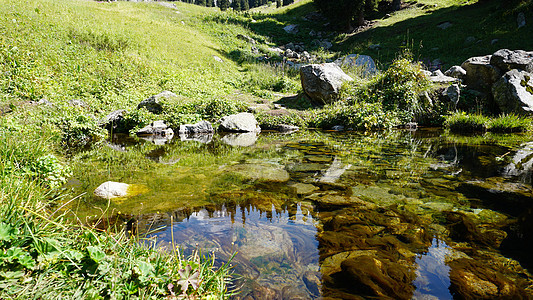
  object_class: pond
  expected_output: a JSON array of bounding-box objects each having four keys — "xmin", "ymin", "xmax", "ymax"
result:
[{"xmin": 65, "ymin": 129, "xmax": 533, "ymax": 299}]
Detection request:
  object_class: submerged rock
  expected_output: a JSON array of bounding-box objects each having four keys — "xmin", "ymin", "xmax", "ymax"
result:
[
  {"xmin": 302, "ymin": 271, "xmax": 321, "ymax": 297},
  {"xmin": 340, "ymin": 255, "xmax": 416, "ymax": 299},
  {"xmin": 320, "ymin": 157, "xmax": 352, "ymax": 184},
  {"xmin": 290, "ymin": 183, "xmax": 319, "ymax": 195},
  {"xmin": 227, "ymin": 163, "xmax": 290, "ymax": 183}
]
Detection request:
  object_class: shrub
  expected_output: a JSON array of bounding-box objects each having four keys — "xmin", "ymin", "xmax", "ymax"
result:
[
  {"xmin": 311, "ymin": 101, "xmax": 398, "ymax": 130},
  {"xmin": 53, "ymin": 112, "xmax": 106, "ymax": 147},
  {"xmin": 444, "ymin": 112, "xmax": 489, "ymax": 132},
  {"xmin": 341, "ymin": 55, "xmax": 431, "ymax": 124},
  {"xmin": 121, "ymin": 108, "xmax": 157, "ymax": 134},
  {"xmin": 198, "ymin": 97, "xmax": 247, "ymax": 121}
]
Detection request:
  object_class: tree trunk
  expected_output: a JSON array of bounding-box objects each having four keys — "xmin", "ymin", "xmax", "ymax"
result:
[
  {"xmin": 356, "ymin": 9, "xmax": 365, "ymax": 27},
  {"xmin": 392, "ymin": 0, "xmax": 401, "ymax": 11}
]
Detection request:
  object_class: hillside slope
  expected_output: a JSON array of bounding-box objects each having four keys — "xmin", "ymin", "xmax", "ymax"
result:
[{"xmin": 0, "ymin": 0, "xmax": 244, "ymax": 112}]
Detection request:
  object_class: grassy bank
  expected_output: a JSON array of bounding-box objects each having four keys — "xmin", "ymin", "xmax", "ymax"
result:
[{"xmin": 0, "ymin": 117, "xmax": 232, "ymax": 299}]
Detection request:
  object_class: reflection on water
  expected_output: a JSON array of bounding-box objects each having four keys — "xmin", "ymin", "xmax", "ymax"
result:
[
  {"xmin": 149, "ymin": 204, "xmax": 320, "ymax": 298},
  {"xmin": 413, "ymin": 238, "xmax": 452, "ymax": 300},
  {"xmin": 68, "ymin": 130, "xmax": 533, "ymax": 299}
]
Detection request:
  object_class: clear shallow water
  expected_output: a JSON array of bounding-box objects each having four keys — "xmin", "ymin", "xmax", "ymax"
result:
[{"xmin": 67, "ymin": 129, "xmax": 533, "ymax": 299}]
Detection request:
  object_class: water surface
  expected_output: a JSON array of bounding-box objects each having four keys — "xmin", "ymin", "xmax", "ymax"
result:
[{"xmin": 66, "ymin": 129, "xmax": 533, "ymax": 299}]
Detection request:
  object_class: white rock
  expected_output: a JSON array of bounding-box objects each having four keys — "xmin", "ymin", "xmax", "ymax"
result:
[{"xmin": 94, "ymin": 181, "xmax": 130, "ymax": 200}]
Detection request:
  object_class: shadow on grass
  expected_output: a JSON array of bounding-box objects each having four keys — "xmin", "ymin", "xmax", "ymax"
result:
[
  {"xmin": 274, "ymin": 93, "xmax": 320, "ymax": 110},
  {"xmin": 337, "ymin": 0, "xmax": 533, "ymax": 68}
]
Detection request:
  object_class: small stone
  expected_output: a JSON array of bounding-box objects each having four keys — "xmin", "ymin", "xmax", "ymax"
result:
[
  {"xmin": 368, "ymin": 44, "xmax": 381, "ymax": 51},
  {"xmin": 283, "ymin": 24, "xmax": 299, "ymax": 34},
  {"xmin": 213, "ymin": 55, "xmax": 224, "ymax": 63},
  {"xmin": 464, "ymin": 36, "xmax": 477, "ymax": 44},
  {"xmin": 437, "ymin": 21, "xmax": 452, "ymax": 30},
  {"xmin": 517, "ymin": 12, "xmax": 526, "ymax": 28},
  {"xmin": 68, "ymin": 99, "xmax": 88, "ymax": 108}
]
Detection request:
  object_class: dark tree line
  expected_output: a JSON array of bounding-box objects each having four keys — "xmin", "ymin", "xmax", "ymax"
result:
[
  {"xmin": 313, "ymin": 0, "xmax": 402, "ymax": 32},
  {"xmin": 172, "ymin": 0, "xmax": 293, "ymax": 11}
]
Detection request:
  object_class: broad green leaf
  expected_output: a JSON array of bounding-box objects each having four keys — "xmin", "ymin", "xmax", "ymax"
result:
[
  {"xmin": 64, "ymin": 250, "xmax": 84, "ymax": 262},
  {"xmin": 0, "ymin": 223, "xmax": 13, "ymax": 242},
  {"xmin": 97, "ymin": 261, "xmax": 112, "ymax": 275},
  {"xmin": 86, "ymin": 246, "xmax": 105, "ymax": 263},
  {"xmin": 17, "ymin": 253, "xmax": 36, "ymax": 270},
  {"xmin": 136, "ymin": 260, "xmax": 155, "ymax": 277},
  {"xmin": 0, "ymin": 271, "xmax": 25, "ymax": 279}
]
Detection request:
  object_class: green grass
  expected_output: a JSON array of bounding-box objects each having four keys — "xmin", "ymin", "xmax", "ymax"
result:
[
  {"xmin": 445, "ymin": 112, "xmax": 532, "ymax": 133},
  {"xmin": 0, "ymin": 0, "xmax": 242, "ymax": 108},
  {"xmin": 444, "ymin": 112, "xmax": 489, "ymax": 132},
  {"xmin": 488, "ymin": 113, "xmax": 532, "ymax": 133}
]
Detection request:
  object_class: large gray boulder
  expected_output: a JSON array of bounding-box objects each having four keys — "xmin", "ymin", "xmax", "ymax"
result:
[
  {"xmin": 461, "ymin": 55, "xmax": 501, "ymax": 92},
  {"xmin": 334, "ymin": 54, "xmax": 377, "ymax": 76},
  {"xmin": 219, "ymin": 112, "xmax": 260, "ymax": 132},
  {"xmin": 178, "ymin": 120, "xmax": 214, "ymax": 134},
  {"xmin": 492, "ymin": 69, "xmax": 533, "ymax": 114},
  {"xmin": 137, "ymin": 91, "xmax": 177, "ymax": 114},
  {"xmin": 490, "ymin": 49, "xmax": 533, "ymax": 73},
  {"xmin": 300, "ymin": 63, "xmax": 353, "ymax": 104}
]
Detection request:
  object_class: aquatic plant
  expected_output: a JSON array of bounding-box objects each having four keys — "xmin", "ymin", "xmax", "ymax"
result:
[
  {"xmin": 445, "ymin": 112, "xmax": 532, "ymax": 133},
  {"xmin": 487, "ymin": 114, "xmax": 532, "ymax": 133},
  {"xmin": 444, "ymin": 112, "xmax": 489, "ymax": 132}
]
